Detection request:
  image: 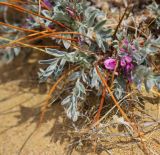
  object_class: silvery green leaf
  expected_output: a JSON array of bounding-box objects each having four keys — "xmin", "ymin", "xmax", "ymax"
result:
[
  {"xmin": 13, "ymin": 47, "xmax": 20, "ymax": 56},
  {"xmin": 114, "ymin": 77, "xmax": 126, "ymax": 99},
  {"xmin": 1, "ymin": 47, "xmax": 21, "ymax": 63},
  {"xmin": 62, "ymin": 34, "xmax": 71, "ymax": 49},
  {"xmin": 128, "ymin": 44, "xmax": 133, "ymax": 53},
  {"xmin": 96, "ymin": 33, "xmax": 106, "ymax": 52},
  {"xmin": 133, "ymin": 40, "xmax": 139, "ymax": 50},
  {"xmin": 62, "ymin": 95, "xmax": 79, "ymax": 121},
  {"xmin": 81, "ymin": 69, "xmax": 88, "ymax": 84},
  {"xmin": 145, "ymin": 45, "xmax": 158, "ymax": 54},
  {"xmin": 86, "ymin": 27, "xmax": 94, "ymax": 39},
  {"xmin": 90, "ymin": 67, "xmax": 101, "ymax": 89},
  {"xmin": 54, "ymin": 11, "xmax": 71, "ymax": 26},
  {"xmin": 151, "ymin": 37, "xmax": 160, "ymax": 46},
  {"xmin": 39, "ymin": 59, "xmax": 57, "ymax": 64},
  {"xmin": 39, "ymin": 59, "xmax": 59, "ymax": 78},
  {"xmin": 41, "ymin": 10, "xmax": 52, "ymax": 18},
  {"xmin": 67, "ymin": 95, "xmax": 79, "ymax": 122},
  {"xmin": 133, "ymin": 50, "xmax": 146, "ymax": 65},
  {"xmin": 39, "ymin": 68, "xmax": 44, "ymax": 73},
  {"xmin": 61, "ymin": 95, "xmax": 71, "ymax": 105},
  {"xmin": 85, "ymin": 6, "xmax": 96, "ymax": 19},
  {"xmin": 87, "ymin": 11, "xmax": 97, "ymax": 27},
  {"xmin": 76, "ymin": 79, "xmax": 86, "ymax": 96},
  {"xmin": 98, "ymin": 29, "xmax": 112, "ymax": 40},
  {"xmin": 79, "ymin": 25, "xmax": 86, "ymax": 35},
  {"xmin": 54, "ymin": 58, "xmax": 66, "ymax": 77},
  {"xmin": 45, "ymin": 48, "xmax": 66, "ymax": 57},
  {"xmin": 43, "ymin": 63, "xmax": 58, "ymax": 77},
  {"xmin": 68, "ymin": 72, "xmax": 81, "ymax": 81},
  {"xmin": 85, "ymin": 27, "xmax": 94, "ymax": 45},
  {"xmin": 144, "ymin": 78, "xmax": 155, "ymax": 92},
  {"xmin": 94, "ymin": 20, "xmax": 106, "ymax": 32},
  {"xmin": 59, "ymin": 58, "xmax": 66, "ymax": 69},
  {"xmin": 65, "ymin": 52, "xmax": 77, "ymax": 62},
  {"xmin": 155, "ymin": 76, "xmax": 160, "ymax": 91},
  {"xmin": 116, "ymin": 32, "xmax": 124, "ymax": 41}
]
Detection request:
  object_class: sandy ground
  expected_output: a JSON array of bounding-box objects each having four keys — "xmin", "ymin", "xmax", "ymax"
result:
[
  {"xmin": 0, "ymin": 52, "xmax": 160, "ymax": 155},
  {"xmin": 0, "ymin": 52, "xmax": 98, "ymax": 155},
  {"xmin": 0, "ymin": 52, "xmax": 76, "ymax": 155}
]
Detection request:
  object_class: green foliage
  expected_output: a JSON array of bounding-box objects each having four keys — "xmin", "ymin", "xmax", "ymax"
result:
[
  {"xmin": 61, "ymin": 78, "xmax": 86, "ymax": 121},
  {"xmin": 148, "ymin": 1, "xmax": 160, "ymax": 28},
  {"xmin": 0, "ymin": 0, "xmax": 160, "ymax": 122},
  {"xmin": 132, "ymin": 65, "xmax": 160, "ymax": 92}
]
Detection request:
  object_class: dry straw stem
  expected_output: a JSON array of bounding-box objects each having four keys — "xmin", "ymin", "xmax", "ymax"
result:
[
  {"xmin": 17, "ymin": 31, "xmax": 80, "ymax": 44},
  {"xmin": 38, "ymin": 0, "xmax": 51, "ymax": 12},
  {"xmin": 95, "ymin": 64, "xmax": 133, "ymax": 125},
  {"xmin": 0, "ymin": 44, "xmax": 60, "ymax": 49},
  {"xmin": 95, "ymin": 65, "xmax": 150, "ymax": 154},
  {"xmin": 110, "ymin": 60, "xmax": 119, "ymax": 88},
  {"xmin": 0, "ymin": 2, "xmax": 69, "ymax": 29},
  {"xmin": 0, "ymin": 21, "xmax": 37, "ymax": 33},
  {"xmin": 0, "ymin": 28, "xmax": 79, "ymax": 48},
  {"xmin": 0, "ymin": 19, "xmax": 80, "ymax": 47},
  {"xmin": 38, "ymin": 0, "xmax": 41, "ymax": 15},
  {"xmin": 8, "ymin": 0, "xmax": 36, "ymax": 5},
  {"xmin": 113, "ymin": 5, "xmax": 130, "ymax": 39},
  {"xmin": 151, "ymin": 90, "xmax": 160, "ymax": 96},
  {"xmin": 93, "ymin": 91, "xmax": 136, "ymax": 127},
  {"xmin": 0, "ymin": 36, "xmax": 46, "ymax": 53},
  {"xmin": 93, "ymin": 87, "xmax": 106, "ymax": 123},
  {"xmin": 0, "ymin": 30, "xmax": 49, "ymax": 48},
  {"xmin": 27, "ymin": 32, "xmax": 79, "ymax": 43},
  {"xmin": 41, "ymin": 1, "xmax": 51, "ymax": 10},
  {"xmin": 38, "ymin": 66, "xmax": 80, "ymax": 127}
]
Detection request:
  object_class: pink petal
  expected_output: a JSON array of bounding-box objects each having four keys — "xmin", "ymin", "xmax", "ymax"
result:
[
  {"xmin": 120, "ymin": 48, "xmax": 126, "ymax": 53},
  {"xmin": 124, "ymin": 56, "xmax": 132, "ymax": 63},
  {"xmin": 66, "ymin": 7, "xmax": 75, "ymax": 17},
  {"xmin": 120, "ymin": 59, "xmax": 126, "ymax": 67},
  {"xmin": 104, "ymin": 58, "xmax": 117, "ymax": 70},
  {"xmin": 123, "ymin": 39, "xmax": 129, "ymax": 46}
]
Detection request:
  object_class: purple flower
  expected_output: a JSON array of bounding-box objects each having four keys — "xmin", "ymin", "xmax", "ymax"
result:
[
  {"xmin": 104, "ymin": 58, "xmax": 117, "ymax": 70},
  {"xmin": 120, "ymin": 48, "xmax": 126, "ymax": 53},
  {"xmin": 126, "ymin": 63, "xmax": 134, "ymax": 72},
  {"xmin": 131, "ymin": 45, "xmax": 136, "ymax": 50},
  {"xmin": 120, "ymin": 56, "xmax": 132, "ymax": 67},
  {"xmin": 43, "ymin": 0, "xmax": 52, "ymax": 8},
  {"xmin": 123, "ymin": 39, "xmax": 129, "ymax": 46},
  {"xmin": 124, "ymin": 55, "xmax": 132, "ymax": 63},
  {"xmin": 120, "ymin": 59, "xmax": 126, "ymax": 67},
  {"xmin": 66, "ymin": 7, "xmax": 75, "ymax": 17}
]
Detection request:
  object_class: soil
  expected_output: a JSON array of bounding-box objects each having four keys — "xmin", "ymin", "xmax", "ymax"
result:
[{"xmin": 0, "ymin": 52, "xmax": 71, "ymax": 155}]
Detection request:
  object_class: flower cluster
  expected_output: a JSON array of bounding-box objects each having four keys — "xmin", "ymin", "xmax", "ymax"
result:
[
  {"xmin": 119, "ymin": 39, "xmax": 136, "ymax": 74},
  {"xmin": 104, "ymin": 39, "xmax": 136, "ymax": 80}
]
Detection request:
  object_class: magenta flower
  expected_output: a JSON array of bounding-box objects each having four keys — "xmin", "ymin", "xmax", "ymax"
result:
[
  {"xmin": 120, "ymin": 59, "xmax": 126, "ymax": 67},
  {"xmin": 126, "ymin": 63, "xmax": 134, "ymax": 72},
  {"xmin": 104, "ymin": 58, "xmax": 117, "ymax": 70},
  {"xmin": 120, "ymin": 56, "xmax": 132, "ymax": 67},
  {"xmin": 120, "ymin": 55, "xmax": 134, "ymax": 74},
  {"xmin": 123, "ymin": 39, "xmax": 129, "ymax": 46},
  {"xmin": 120, "ymin": 48, "xmax": 126, "ymax": 53},
  {"xmin": 43, "ymin": 0, "xmax": 52, "ymax": 8},
  {"xmin": 124, "ymin": 55, "xmax": 132, "ymax": 63},
  {"xmin": 131, "ymin": 44, "xmax": 136, "ymax": 52},
  {"xmin": 66, "ymin": 7, "xmax": 75, "ymax": 17}
]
